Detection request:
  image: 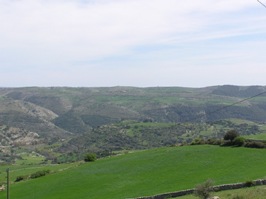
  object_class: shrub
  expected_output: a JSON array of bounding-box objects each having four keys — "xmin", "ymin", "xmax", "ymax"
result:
[
  {"xmin": 245, "ymin": 180, "xmax": 255, "ymax": 187},
  {"xmin": 84, "ymin": 153, "xmax": 97, "ymax": 162},
  {"xmin": 15, "ymin": 175, "xmax": 28, "ymax": 182},
  {"xmin": 30, "ymin": 170, "xmax": 50, "ymax": 179},
  {"xmin": 224, "ymin": 130, "xmax": 239, "ymax": 143},
  {"xmin": 194, "ymin": 179, "xmax": 214, "ymax": 199},
  {"xmin": 244, "ymin": 141, "xmax": 265, "ymax": 149},
  {"xmin": 221, "ymin": 140, "xmax": 233, "ymax": 146},
  {"xmin": 206, "ymin": 138, "xmax": 222, "ymax": 146},
  {"xmin": 233, "ymin": 136, "xmax": 245, "ymax": 147},
  {"xmin": 191, "ymin": 138, "xmax": 205, "ymax": 145}
]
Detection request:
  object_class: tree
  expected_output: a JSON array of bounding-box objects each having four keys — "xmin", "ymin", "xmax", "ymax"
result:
[
  {"xmin": 194, "ymin": 179, "xmax": 214, "ymax": 199},
  {"xmin": 84, "ymin": 153, "xmax": 97, "ymax": 162},
  {"xmin": 233, "ymin": 136, "xmax": 245, "ymax": 147},
  {"xmin": 224, "ymin": 130, "xmax": 239, "ymax": 142}
]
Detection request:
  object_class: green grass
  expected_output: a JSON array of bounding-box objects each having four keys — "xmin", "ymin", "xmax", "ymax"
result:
[
  {"xmin": 245, "ymin": 133, "xmax": 266, "ymax": 140},
  {"xmin": 1, "ymin": 145, "xmax": 266, "ymax": 199},
  {"xmin": 15, "ymin": 152, "xmax": 46, "ymax": 165},
  {"xmin": 0, "ymin": 162, "xmax": 81, "ymax": 184},
  {"xmin": 177, "ymin": 185, "xmax": 266, "ymax": 199}
]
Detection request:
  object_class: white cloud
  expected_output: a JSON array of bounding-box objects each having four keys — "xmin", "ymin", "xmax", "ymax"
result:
[
  {"xmin": 0, "ymin": 0, "xmax": 265, "ymax": 87},
  {"xmin": 0, "ymin": 1, "xmax": 257, "ymax": 54}
]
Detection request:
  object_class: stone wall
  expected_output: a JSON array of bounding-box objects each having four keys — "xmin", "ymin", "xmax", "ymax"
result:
[
  {"xmin": 135, "ymin": 179, "xmax": 266, "ymax": 199},
  {"xmin": 136, "ymin": 189, "xmax": 194, "ymax": 199}
]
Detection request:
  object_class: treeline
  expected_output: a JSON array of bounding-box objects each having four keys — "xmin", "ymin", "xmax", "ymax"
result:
[
  {"xmin": 191, "ymin": 129, "xmax": 266, "ymax": 149},
  {"xmin": 51, "ymin": 120, "xmax": 264, "ymax": 164}
]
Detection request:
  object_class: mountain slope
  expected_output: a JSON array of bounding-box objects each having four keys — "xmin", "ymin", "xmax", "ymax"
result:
[
  {"xmin": 1, "ymin": 85, "xmax": 266, "ymax": 162},
  {"xmin": 1, "ymin": 86, "xmax": 266, "ymax": 136},
  {"xmin": 2, "ymin": 86, "xmax": 266, "ymax": 130}
]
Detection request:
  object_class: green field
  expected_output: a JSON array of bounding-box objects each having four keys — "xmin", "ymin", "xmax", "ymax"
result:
[
  {"xmin": 1, "ymin": 145, "xmax": 266, "ymax": 199},
  {"xmin": 245, "ymin": 133, "xmax": 266, "ymax": 140},
  {"xmin": 0, "ymin": 162, "xmax": 81, "ymax": 184}
]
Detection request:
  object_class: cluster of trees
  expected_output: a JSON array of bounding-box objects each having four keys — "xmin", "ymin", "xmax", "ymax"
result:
[
  {"xmin": 191, "ymin": 129, "xmax": 266, "ymax": 149},
  {"xmin": 223, "ymin": 130, "xmax": 266, "ymax": 148},
  {"xmin": 53, "ymin": 120, "xmax": 263, "ymax": 164}
]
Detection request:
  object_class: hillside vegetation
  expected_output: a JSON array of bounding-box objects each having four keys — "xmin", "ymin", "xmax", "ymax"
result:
[{"xmin": 1, "ymin": 85, "xmax": 266, "ymax": 162}]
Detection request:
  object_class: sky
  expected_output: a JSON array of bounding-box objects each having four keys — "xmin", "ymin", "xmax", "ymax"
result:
[{"xmin": 0, "ymin": 0, "xmax": 266, "ymax": 88}]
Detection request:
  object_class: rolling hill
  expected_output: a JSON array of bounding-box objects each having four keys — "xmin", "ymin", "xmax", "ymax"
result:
[
  {"xmin": 1, "ymin": 145, "xmax": 266, "ymax": 199},
  {"xmin": 1, "ymin": 85, "xmax": 266, "ymax": 162}
]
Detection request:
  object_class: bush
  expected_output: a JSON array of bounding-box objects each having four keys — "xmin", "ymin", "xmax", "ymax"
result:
[
  {"xmin": 84, "ymin": 153, "xmax": 97, "ymax": 162},
  {"xmin": 191, "ymin": 138, "xmax": 205, "ymax": 145},
  {"xmin": 244, "ymin": 141, "xmax": 265, "ymax": 149},
  {"xmin": 245, "ymin": 180, "xmax": 255, "ymax": 187},
  {"xmin": 15, "ymin": 175, "xmax": 28, "ymax": 182},
  {"xmin": 221, "ymin": 140, "xmax": 235, "ymax": 146},
  {"xmin": 233, "ymin": 137, "xmax": 245, "ymax": 147},
  {"xmin": 30, "ymin": 170, "xmax": 50, "ymax": 179},
  {"xmin": 206, "ymin": 138, "xmax": 222, "ymax": 146},
  {"xmin": 194, "ymin": 179, "xmax": 214, "ymax": 199},
  {"xmin": 224, "ymin": 130, "xmax": 239, "ymax": 142}
]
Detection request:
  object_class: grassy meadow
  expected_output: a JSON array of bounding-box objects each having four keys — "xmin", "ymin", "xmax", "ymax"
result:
[
  {"xmin": 245, "ymin": 133, "xmax": 266, "ymax": 140},
  {"xmin": 0, "ymin": 162, "xmax": 81, "ymax": 184},
  {"xmin": 1, "ymin": 145, "xmax": 266, "ymax": 199}
]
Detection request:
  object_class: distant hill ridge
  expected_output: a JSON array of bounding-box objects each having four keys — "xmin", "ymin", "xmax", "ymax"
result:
[
  {"xmin": 211, "ymin": 85, "xmax": 266, "ymax": 97},
  {"xmin": 1, "ymin": 85, "xmax": 266, "ymax": 136}
]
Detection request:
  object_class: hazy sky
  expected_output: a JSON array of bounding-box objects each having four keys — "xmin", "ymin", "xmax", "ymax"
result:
[{"xmin": 0, "ymin": 0, "xmax": 266, "ymax": 87}]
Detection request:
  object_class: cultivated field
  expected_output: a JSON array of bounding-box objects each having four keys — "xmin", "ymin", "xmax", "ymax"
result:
[{"xmin": 1, "ymin": 145, "xmax": 266, "ymax": 199}]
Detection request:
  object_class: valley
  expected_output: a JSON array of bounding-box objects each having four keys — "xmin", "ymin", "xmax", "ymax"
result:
[{"xmin": 1, "ymin": 85, "xmax": 266, "ymax": 198}]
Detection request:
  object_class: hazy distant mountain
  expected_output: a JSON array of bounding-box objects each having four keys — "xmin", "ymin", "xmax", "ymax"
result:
[{"xmin": 1, "ymin": 86, "xmax": 266, "ymax": 135}]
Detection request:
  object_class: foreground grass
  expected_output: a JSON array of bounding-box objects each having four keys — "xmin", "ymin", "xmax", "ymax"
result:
[
  {"xmin": 1, "ymin": 145, "xmax": 266, "ymax": 199},
  {"xmin": 177, "ymin": 185, "xmax": 266, "ymax": 199},
  {"xmin": 0, "ymin": 162, "xmax": 80, "ymax": 184}
]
